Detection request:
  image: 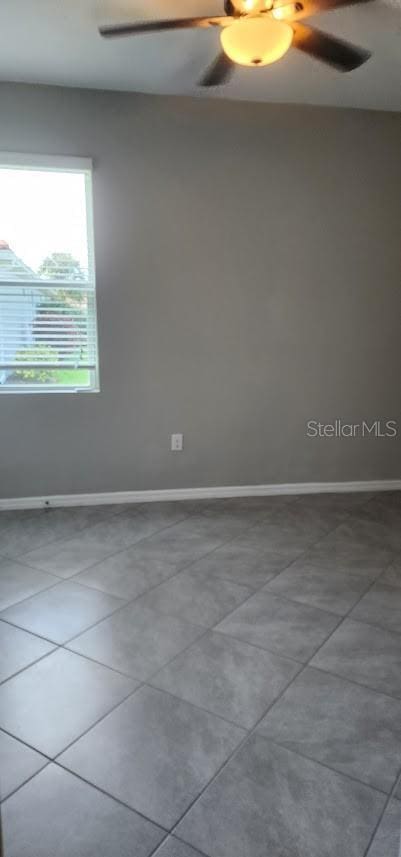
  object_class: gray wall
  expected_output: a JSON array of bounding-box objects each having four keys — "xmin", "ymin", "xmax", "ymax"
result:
[{"xmin": 0, "ymin": 82, "xmax": 400, "ymax": 498}]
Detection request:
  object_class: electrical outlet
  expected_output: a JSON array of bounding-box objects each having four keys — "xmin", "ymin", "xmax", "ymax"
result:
[{"xmin": 171, "ymin": 433, "xmax": 184, "ymax": 451}]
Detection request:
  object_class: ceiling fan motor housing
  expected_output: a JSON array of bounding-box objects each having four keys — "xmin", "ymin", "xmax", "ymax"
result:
[{"xmin": 225, "ymin": 0, "xmax": 274, "ymax": 14}]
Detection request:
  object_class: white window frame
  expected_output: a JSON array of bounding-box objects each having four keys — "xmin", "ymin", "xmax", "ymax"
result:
[{"xmin": 0, "ymin": 152, "xmax": 100, "ymax": 394}]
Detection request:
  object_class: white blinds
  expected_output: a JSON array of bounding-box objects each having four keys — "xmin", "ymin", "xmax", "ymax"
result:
[
  {"xmin": 0, "ymin": 282, "xmax": 97, "ymax": 370},
  {"xmin": 0, "ymin": 157, "xmax": 98, "ymax": 390}
]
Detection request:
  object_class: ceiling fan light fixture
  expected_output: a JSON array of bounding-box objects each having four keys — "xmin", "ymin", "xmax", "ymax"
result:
[
  {"xmin": 272, "ymin": 3, "xmax": 300, "ymax": 20},
  {"xmin": 220, "ymin": 17, "xmax": 293, "ymax": 67}
]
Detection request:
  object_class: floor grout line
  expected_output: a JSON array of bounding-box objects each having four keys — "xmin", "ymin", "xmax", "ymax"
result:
[
  {"xmin": 0, "ymin": 497, "xmax": 321, "ymax": 825},
  {"xmin": 3, "ymin": 750, "xmax": 171, "ymax": 839},
  {"xmin": 0, "ymin": 724, "xmax": 54, "ymax": 763},
  {"xmin": 302, "ymin": 551, "xmax": 401, "ymax": 857},
  {"xmin": 0, "ymin": 756, "xmax": 52, "ymax": 805},
  {"xmin": 304, "ymin": 660, "xmax": 401, "ymax": 703},
  {"xmin": 256, "ymin": 731, "xmax": 390, "ymax": 795},
  {"xmin": 148, "ymin": 830, "xmax": 213, "ymax": 857},
  {"xmin": 60, "ymin": 551, "xmax": 256, "ymax": 648},
  {"xmin": 0, "ymin": 490, "xmax": 367, "ymax": 587},
  {"xmin": 4, "ymin": 586, "xmax": 398, "ymax": 803},
  {"xmin": 0, "ymin": 641, "xmax": 58, "ymax": 688},
  {"xmin": 334, "ymin": 610, "xmax": 401, "ymax": 639},
  {"xmin": 0, "ymin": 505, "xmax": 299, "ymax": 705},
  {"xmin": 302, "ymin": 550, "xmax": 397, "ymax": 660},
  {"xmin": 1, "ymin": 497, "xmax": 395, "ymax": 698},
  {"xmin": 0, "ymin": 676, "xmax": 142, "ymax": 787},
  {"xmin": 166, "ymin": 515, "xmax": 401, "ymax": 844},
  {"xmin": 58, "ymin": 509, "xmax": 296, "ymax": 638},
  {"xmin": 251, "ymin": 731, "xmax": 391, "ymax": 795},
  {"xmin": 0, "ymin": 506, "xmax": 263, "ymax": 631},
  {"xmin": 52, "ymin": 759, "xmax": 170, "ymax": 836},
  {"xmin": 1, "ymin": 500, "xmax": 200, "ymax": 571},
  {"xmin": 142, "ymin": 680, "xmax": 250, "ymax": 733},
  {"xmin": 167, "ymin": 632, "xmax": 371, "ymax": 847},
  {"xmin": 0, "ymin": 503, "xmax": 143, "ymax": 561},
  {"xmin": 2, "ymin": 492, "xmax": 401, "ymax": 854},
  {"xmin": 99, "ymin": 501, "xmax": 369, "ymax": 646},
  {"xmin": 362, "ymin": 765, "xmax": 401, "ymax": 856},
  {"xmin": 47, "ymin": 532, "xmax": 304, "ymax": 770},
  {"xmin": 65, "ymin": 623, "xmax": 210, "ymax": 685},
  {"xmin": 51, "ymin": 679, "xmax": 143, "ymax": 760},
  {"xmin": 0, "ymin": 576, "xmax": 67, "ymax": 612}
]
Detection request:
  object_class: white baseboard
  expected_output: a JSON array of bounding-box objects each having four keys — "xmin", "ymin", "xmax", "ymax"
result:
[{"xmin": 0, "ymin": 479, "xmax": 400, "ymax": 512}]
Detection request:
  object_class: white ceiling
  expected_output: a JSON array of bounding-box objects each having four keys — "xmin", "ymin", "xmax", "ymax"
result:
[{"xmin": 1, "ymin": 0, "xmax": 401, "ymax": 110}]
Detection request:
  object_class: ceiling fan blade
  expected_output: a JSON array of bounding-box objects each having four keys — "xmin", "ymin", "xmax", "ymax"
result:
[
  {"xmin": 286, "ymin": 0, "xmax": 373, "ymax": 21},
  {"xmin": 199, "ymin": 52, "xmax": 235, "ymax": 87},
  {"xmin": 99, "ymin": 17, "xmax": 227, "ymax": 38},
  {"xmin": 291, "ymin": 23, "xmax": 371, "ymax": 70}
]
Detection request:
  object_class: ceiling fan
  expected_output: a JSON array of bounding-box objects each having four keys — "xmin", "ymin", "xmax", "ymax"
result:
[{"xmin": 99, "ymin": 0, "xmax": 372, "ymax": 87}]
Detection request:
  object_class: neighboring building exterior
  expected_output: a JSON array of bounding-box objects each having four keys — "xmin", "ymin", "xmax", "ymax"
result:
[
  {"xmin": 0, "ymin": 240, "xmax": 40, "ymax": 384},
  {"xmin": 0, "ymin": 239, "xmax": 37, "ymax": 281}
]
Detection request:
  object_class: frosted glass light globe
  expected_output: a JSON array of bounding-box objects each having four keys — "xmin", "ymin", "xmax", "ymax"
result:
[{"xmin": 221, "ymin": 17, "xmax": 293, "ymax": 67}]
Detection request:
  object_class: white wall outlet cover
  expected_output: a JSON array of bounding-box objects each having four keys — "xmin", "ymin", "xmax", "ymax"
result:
[{"xmin": 171, "ymin": 433, "xmax": 184, "ymax": 451}]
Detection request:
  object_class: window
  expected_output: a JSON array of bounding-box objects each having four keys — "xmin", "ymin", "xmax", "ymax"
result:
[{"xmin": 0, "ymin": 153, "xmax": 99, "ymax": 393}]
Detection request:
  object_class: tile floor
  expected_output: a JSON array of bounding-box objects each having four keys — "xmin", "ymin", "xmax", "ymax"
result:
[{"xmin": 0, "ymin": 493, "xmax": 401, "ymax": 856}]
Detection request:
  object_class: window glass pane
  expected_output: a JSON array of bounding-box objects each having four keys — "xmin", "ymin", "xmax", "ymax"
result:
[
  {"xmin": 0, "ymin": 160, "xmax": 98, "ymax": 393},
  {"xmin": 0, "ymin": 169, "xmax": 89, "ymax": 281},
  {"xmin": 2, "ymin": 369, "xmax": 92, "ymax": 389}
]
